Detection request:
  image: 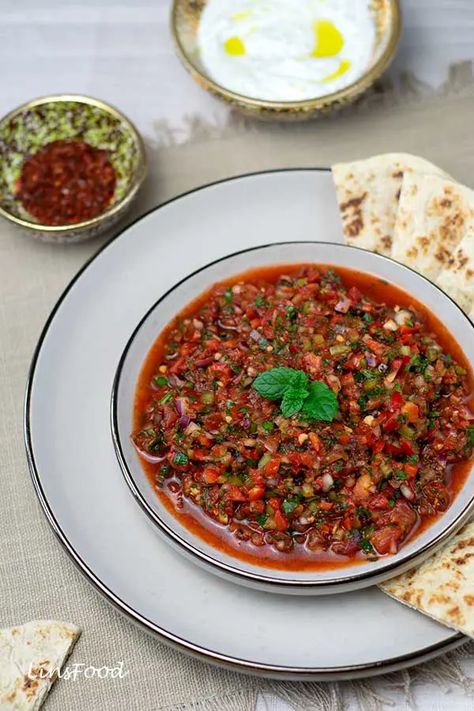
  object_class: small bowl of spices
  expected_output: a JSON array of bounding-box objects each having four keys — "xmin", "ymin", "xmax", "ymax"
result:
[{"xmin": 0, "ymin": 94, "xmax": 147, "ymax": 243}]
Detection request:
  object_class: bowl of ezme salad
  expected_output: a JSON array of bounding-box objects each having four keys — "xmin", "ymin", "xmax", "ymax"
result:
[{"xmin": 112, "ymin": 242, "xmax": 474, "ymax": 594}]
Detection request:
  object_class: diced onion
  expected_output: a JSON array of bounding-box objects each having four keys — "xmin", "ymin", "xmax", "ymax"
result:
[
  {"xmin": 395, "ymin": 309, "xmax": 412, "ymax": 326},
  {"xmin": 242, "ymin": 438, "xmax": 257, "ymax": 447},
  {"xmin": 184, "ymin": 422, "xmax": 200, "ymax": 436},
  {"xmin": 401, "ymin": 484, "xmax": 415, "ymax": 501},
  {"xmin": 335, "ymin": 297, "xmax": 351, "ymax": 313},
  {"xmin": 217, "ymin": 319, "xmax": 238, "ymax": 331},
  {"xmin": 133, "ymin": 441, "xmax": 167, "ymax": 464},
  {"xmin": 322, "ymin": 473, "xmax": 334, "ymax": 492},
  {"xmin": 383, "ymin": 319, "xmax": 398, "ymax": 331},
  {"xmin": 175, "ymin": 398, "xmax": 187, "ymax": 416},
  {"xmin": 385, "ymin": 369, "xmax": 399, "ymax": 384}
]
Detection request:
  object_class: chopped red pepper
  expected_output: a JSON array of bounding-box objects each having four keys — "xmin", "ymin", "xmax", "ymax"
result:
[{"xmin": 16, "ymin": 139, "xmax": 116, "ymax": 225}]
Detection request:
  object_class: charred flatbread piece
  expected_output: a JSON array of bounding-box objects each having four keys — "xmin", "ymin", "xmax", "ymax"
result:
[
  {"xmin": 380, "ymin": 521, "xmax": 474, "ymax": 638},
  {"xmin": 437, "ymin": 231, "xmax": 474, "ymax": 314},
  {"xmin": 391, "ymin": 173, "xmax": 474, "ymax": 282},
  {"xmin": 332, "ymin": 154, "xmax": 447, "ymax": 255},
  {"xmin": 0, "ymin": 620, "xmax": 80, "ymax": 710}
]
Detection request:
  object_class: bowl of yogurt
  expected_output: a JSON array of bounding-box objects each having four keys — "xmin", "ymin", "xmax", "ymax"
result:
[{"xmin": 172, "ymin": 0, "xmax": 401, "ymax": 120}]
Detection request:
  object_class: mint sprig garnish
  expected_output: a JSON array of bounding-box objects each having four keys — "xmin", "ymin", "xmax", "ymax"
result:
[
  {"xmin": 251, "ymin": 367, "xmax": 307, "ymax": 400},
  {"xmin": 281, "ymin": 388, "xmax": 307, "ymax": 418},
  {"xmin": 301, "ymin": 381, "xmax": 339, "ymax": 421},
  {"xmin": 252, "ymin": 367, "xmax": 339, "ymax": 422}
]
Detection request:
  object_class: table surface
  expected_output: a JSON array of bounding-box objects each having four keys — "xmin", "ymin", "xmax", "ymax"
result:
[
  {"xmin": 3, "ymin": 0, "xmax": 474, "ymax": 137},
  {"xmin": 2, "ymin": 2, "xmax": 474, "ymax": 710}
]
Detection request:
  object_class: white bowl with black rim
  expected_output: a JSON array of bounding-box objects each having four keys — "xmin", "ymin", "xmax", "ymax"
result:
[{"xmin": 111, "ymin": 241, "xmax": 474, "ymax": 595}]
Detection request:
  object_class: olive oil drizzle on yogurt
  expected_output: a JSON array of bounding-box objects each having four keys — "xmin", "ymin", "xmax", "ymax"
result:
[{"xmin": 197, "ymin": 0, "xmax": 376, "ymax": 102}]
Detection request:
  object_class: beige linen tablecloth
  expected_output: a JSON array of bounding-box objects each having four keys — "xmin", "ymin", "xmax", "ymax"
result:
[{"xmin": 2, "ymin": 64, "xmax": 474, "ymax": 711}]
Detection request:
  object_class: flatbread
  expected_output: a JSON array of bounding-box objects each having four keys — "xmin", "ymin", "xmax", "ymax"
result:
[
  {"xmin": 380, "ymin": 521, "xmax": 474, "ymax": 638},
  {"xmin": 391, "ymin": 172, "xmax": 474, "ymax": 281},
  {"xmin": 0, "ymin": 621, "xmax": 80, "ymax": 710},
  {"xmin": 332, "ymin": 153, "xmax": 447, "ymax": 255},
  {"xmin": 437, "ymin": 231, "xmax": 474, "ymax": 314}
]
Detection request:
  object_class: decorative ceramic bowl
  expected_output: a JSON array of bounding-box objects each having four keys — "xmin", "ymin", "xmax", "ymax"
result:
[
  {"xmin": 171, "ymin": 0, "xmax": 401, "ymax": 121},
  {"xmin": 112, "ymin": 241, "xmax": 474, "ymax": 595},
  {"xmin": 0, "ymin": 95, "xmax": 147, "ymax": 243}
]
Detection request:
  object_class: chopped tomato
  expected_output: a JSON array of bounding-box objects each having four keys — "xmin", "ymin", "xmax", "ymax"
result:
[
  {"xmin": 228, "ymin": 485, "xmax": 246, "ymax": 502},
  {"xmin": 368, "ymin": 493, "xmax": 390, "ymax": 510},
  {"xmin": 191, "ymin": 448, "xmax": 208, "ymax": 461},
  {"xmin": 274, "ymin": 509, "xmax": 289, "ymax": 531},
  {"xmin": 268, "ymin": 497, "xmax": 281, "ymax": 511},
  {"xmin": 344, "ymin": 354, "xmax": 363, "ymax": 370},
  {"xmin": 318, "ymin": 500, "xmax": 334, "ymax": 511},
  {"xmin": 353, "ymin": 473, "xmax": 374, "ymax": 500},
  {"xmin": 365, "ymin": 338, "xmax": 385, "ymax": 356},
  {"xmin": 309, "ymin": 432, "xmax": 321, "ymax": 452},
  {"xmin": 382, "ymin": 414, "xmax": 399, "ymax": 432},
  {"xmin": 399, "ymin": 439, "xmax": 416, "ymax": 456},
  {"xmin": 401, "ymin": 401, "xmax": 419, "ymax": 423},
  {"xmin": 404, "ymin": 463, "xmax": 418, "ymax": 478},
  {"xmin": 372, "ymin": 439, "xmax": 385, "ymax": 453},
  {"xmin": 203, "ymin": 466, "xmax": 220, "ymax": 484},
  {"xmin": 391, "ymin": 391, "xmax": 404, "ymax": 409},
  {"xmin": 248, "ymin": 485, "xmax": 265, "ymax": 501},
  {"xmin": 264, "ymin": 457, "xmax": 281, "ymax": 477},
  {"xmin": 348, "ymin": 286, "xmax": 362, "ymax": 302},
  {"xmin": 370, "ymin": 526, "xmax": 401, "ymax": 555}
]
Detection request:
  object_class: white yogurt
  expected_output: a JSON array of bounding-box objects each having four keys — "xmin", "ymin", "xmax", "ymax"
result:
[{"xmin": 197, "ymin": 0, "xmax": 376, "ymax": 102}]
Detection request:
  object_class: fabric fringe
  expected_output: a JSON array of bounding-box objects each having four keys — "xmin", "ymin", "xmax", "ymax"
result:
[
  {"xmin": 160, "ymin": 643, "xmax": 474, "ymax": 710},
  {"xmin": 265, "ymin": 677, "xmax": 392, "ymax": 711},
  {"xmin": 383, "ymin": 641, "xmax": 474, "ymax": 703},
  {"xmin": 264, "ymin": 680, "xmax": 342, "ymax": 711},
  {"xmin": 164, "ymin": 688, "xmax": 258, "ymax": 711},
  {"xmin": 262, "ymin": 641, "xmax": 474, "ymax": 711}
]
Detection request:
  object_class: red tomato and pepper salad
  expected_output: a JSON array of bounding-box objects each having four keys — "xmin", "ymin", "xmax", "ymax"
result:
[{"xmin": 132, "ymin": 264, "xmax": 474, "ymax": 570}]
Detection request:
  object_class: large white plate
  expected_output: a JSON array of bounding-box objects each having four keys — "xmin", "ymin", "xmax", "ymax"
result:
[{"xmin": 25, "ymin": 170, "xmax": 465, "ymax": 679}]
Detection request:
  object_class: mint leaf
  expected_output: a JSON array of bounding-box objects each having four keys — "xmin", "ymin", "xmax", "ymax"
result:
[
  {"xmin": 252, "ymin": 367, "xmax": 306, "ymax": 400},
  {"xmin": 281, "ymin": 388, "xmax": 307, "ymax": 418},
  {"xmin": 252, "ymin": 368, "xmax": 338, "ymax": 422},
  {"xmin": 301, "ymin": 381, "xmax": 339, "ymax": 422},
  {"xmin": 290, "ymin": 370, "xmax": 309, "ymax": 391}
]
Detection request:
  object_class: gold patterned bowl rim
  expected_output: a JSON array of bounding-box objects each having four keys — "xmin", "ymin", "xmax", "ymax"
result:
[
  {"xmin": 0, "ymin": 94, "xmax": 147, "ymax": 234},
  {"xmin": 171, "ymin": 0, "xmax": 402, "ymax": 113}
]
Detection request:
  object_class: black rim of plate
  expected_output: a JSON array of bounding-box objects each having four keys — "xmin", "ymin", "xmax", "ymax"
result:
[{"xmin": 24, "ymin": 169, "xmax": 468, "ymax": 678}]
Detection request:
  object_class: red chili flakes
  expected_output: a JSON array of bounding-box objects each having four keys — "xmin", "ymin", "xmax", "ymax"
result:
[{"xmin": 16, "ymin": 139, "xmax": 117, "ymax": 226}]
